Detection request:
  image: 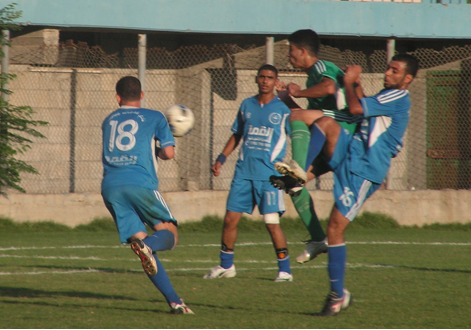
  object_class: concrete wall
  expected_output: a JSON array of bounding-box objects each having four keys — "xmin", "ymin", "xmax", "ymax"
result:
[{"xmin": 1, "ymin": 190, "xmax": 470, "ymax": 227}]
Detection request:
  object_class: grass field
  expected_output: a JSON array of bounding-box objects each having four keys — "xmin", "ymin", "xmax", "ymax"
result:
[{"xmin": 0, "ymin": 215, "xmax": 470, "ymax": 329}]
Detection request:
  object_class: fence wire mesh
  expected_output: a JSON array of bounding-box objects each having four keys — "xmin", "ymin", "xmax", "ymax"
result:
[{"xmin": 5, "ymin": 39, "xmax": 471, "ymax": 194}]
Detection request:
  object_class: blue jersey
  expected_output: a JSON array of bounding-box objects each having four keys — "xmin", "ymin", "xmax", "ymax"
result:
[
  {"xmin": 101, "ymin": 106, "xmax": 175, "ymax": 191},
  {"xmin": 349, "ymin": 89, "xmax": 411, "ymax": 184},
  {"xmin": 231, "ymin": 96, "xmax": 291, "ymax": 180}
]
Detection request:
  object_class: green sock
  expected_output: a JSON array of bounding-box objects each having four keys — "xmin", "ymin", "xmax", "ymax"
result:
[
  {"xmin": 289, "ymin": 121, "xmax": 325, "ymax": 242},
  {"xmin": 292, "ymin": 187, "xmax": 326, "ymax": 242},
  {"xmin": 290, "ymin": 121, "xmax": 310, "ymax": 170}
]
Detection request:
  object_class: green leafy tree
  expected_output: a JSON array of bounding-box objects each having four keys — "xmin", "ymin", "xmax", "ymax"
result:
[{"xmin": 0, "ymin": 3, "xmax": 48, "ymax": 195}]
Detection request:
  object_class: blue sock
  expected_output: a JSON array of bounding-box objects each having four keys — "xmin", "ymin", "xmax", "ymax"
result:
[
  {"xmin": 220, "ymin": 250, "xmax": 234, "ymax": 269},
  {"xmin": 147, "ymin": 253, "xmax": 181, "ymax": 305},
  {"xmin": 277, "ymin": 256, "xmax": 291, "ymax": 274},
  {"xmin": 143, "ymin": 230, "xmax": 175, "ymax": 252},
  {"xmin": 305, "ymin": 124, "xmax": 326, "ymax": 170},
  {"xmin": 328, "ymin": 244, "xmax": 347, "ymax": 298}
]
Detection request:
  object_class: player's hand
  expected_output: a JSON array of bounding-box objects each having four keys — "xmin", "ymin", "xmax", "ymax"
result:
[
  {"xmin": 276, "ymin": 81, "xmax": 287, "ymax": 92},
  {"xmin": 211, "ymin": 162, "xmax": 222, "ymax": 177},
  {"xmin": 344, "ymin": 65, "xmax": 362, "ymax": 84},
  {"xmin": 287, "ymin": 83, "xmax": 301, "ymax": 97}
]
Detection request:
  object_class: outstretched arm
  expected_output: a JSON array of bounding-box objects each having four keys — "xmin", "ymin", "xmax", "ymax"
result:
[
  {"xmin": 211, "ymin": 133, "xmax": 242, "ymax": 177},
  {"xmin": 276, "ymin": 80, "xmax": 302, "ymax": 110},
  {"xmin": 288, "ymin": 77, "xmax": 336, "ymax": 99}
]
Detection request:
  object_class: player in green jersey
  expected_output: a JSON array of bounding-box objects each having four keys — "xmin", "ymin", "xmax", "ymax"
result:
[{"xmin": 273, "ymin": 29, "xmax": 362, "ymax": 264}]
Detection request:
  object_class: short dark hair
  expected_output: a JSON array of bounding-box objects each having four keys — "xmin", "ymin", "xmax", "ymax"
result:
[
  {"xmin": 392, "ymin": 54, "xmax": 419, "ymax": 78},
  {"xmin": 116, "ymin": 76, "xmax": 141, "ymax": 101},
  {"xmin": 288, "ymin": 29, "xmax": 320, "ymax": 56},
  {"xmin": 257, "ymin": 64, "xmax": 278, "ymax": 77}
]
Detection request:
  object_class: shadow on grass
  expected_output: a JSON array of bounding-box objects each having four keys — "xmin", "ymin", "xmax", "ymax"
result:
[
  {"xmin": 376, "ymin": 264, "xmax": 471, "ymax": 274},
  {"xmin": 0, "ymin": 298, "xmax": 176, "ymax": 315},
  {"xmin": 0, "ymin": 285, "xmax": 319, "ymax": 317},
  {"xmin": 0, "ymin": 285, "xmax": 139, "ymax": 301}
]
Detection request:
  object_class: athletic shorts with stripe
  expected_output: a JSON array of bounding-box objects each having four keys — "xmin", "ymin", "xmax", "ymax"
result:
[
  {"xmin": 328, "ymin": 128, "xmax": 381, "ymax": 221},
  {"xmin": 102, "ymin": 184, "xmax": 177, "ymax": 243},
  {"xmin": 226, "ymin": 178, "xmax": 286, "ymax": 216}
]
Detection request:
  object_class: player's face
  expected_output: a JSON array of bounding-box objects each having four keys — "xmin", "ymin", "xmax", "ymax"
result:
[
  {"xmin": 256, "ymin": 69, "xmax": 277, "ymax": 94},
  {"xmin": 384, "ymin": 60, "xmax": 412, "ymax": 89},
  {"xmin": 287, "ymin": 43, "xmax": 304, "ymax": 69}
]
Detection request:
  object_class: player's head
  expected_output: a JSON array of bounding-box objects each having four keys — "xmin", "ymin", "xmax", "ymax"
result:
[
  {"xmin": 392, "ymin": 54, "xmax": 419, "ymax": 78},
  {"xmin": 257, "ymin": 64, "xmax": 278, "ymax": 77},
  {"xmin": 287, "ymin": 29, "xmax": 320, "ymax": 69},
  {"xmin": 256, "ymin": 64, "xmax": 279, "ymax": 95},
  {"xmin": 116, "ymin": 76, "xmax": 142, "ymax": 104},
  {"xmin": 384, "ymin": 54, "xmax": 419, "ymax": 90}
]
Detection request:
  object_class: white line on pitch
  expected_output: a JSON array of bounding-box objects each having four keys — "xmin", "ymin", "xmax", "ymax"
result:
[
  {"xmin": 0, "ymin": 262, "xmax": 403, "ymax": 276},
  {"xmin": 0, "ymin": 269, "xmax": 101, "ymax": 276},
  {"xmin": 0, "ymin": 241, "xmax": 469, "ymax": 252}
]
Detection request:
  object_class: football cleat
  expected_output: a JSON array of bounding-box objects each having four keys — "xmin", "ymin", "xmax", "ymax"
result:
[
  {"xmin": 274, "ymin": 271, "xmax": 293, "ymax": 282},
  {"xmin": 274, "ymin": 160, "xmax": 308, "ymax": 184},
  {"xmin": 295, "ymin": 240, "xmax": 328, "ymax": 264},
  {"xmin": 130, "ymin": 238, "xmax": 158, "ymax": 276},
  {"xmin": 203, "ymin": 265, "xmax": 236, "ymax": 279},
  {"xmin": 170, "ymin": 300, "xmax": 195, "ymax": 314},
  {"xmin": 316, "ymin": 289, "xmax": 352, "ymax": 316},
  {"xmin": 269, "ymin": 175, "xmax": 303, "ymax": 197}
]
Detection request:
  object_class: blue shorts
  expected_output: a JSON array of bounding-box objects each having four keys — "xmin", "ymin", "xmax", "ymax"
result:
[
  {"xmin": 328, "ymin": 128, "xmax": 381, "ymax": 221},
  {"xmin": 226, "ymin": 178, "xmax": 285, "ymax": 215},
  {"xmin": 102, "ymin": 185, "xmax": 177, "ymax": 243}
]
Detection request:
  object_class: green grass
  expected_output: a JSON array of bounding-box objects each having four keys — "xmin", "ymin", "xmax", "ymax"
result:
[{"xmin": 0, "ymin": 215, "xmax": 470, "ymax": 328}]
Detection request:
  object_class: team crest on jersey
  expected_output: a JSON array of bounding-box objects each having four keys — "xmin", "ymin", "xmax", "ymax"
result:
[{"xmin": 269, "ymin": 113, "xmax": 282, "ymax": 125}]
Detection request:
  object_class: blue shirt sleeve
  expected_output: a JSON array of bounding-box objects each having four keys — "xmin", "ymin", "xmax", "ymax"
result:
[
  {"xmin": 231, "ymin": 103, "xmax": 245, "ymax": 135},
  {"xmin": 361, "ymin": 89, "xmax": 410, "ymax": 118}
]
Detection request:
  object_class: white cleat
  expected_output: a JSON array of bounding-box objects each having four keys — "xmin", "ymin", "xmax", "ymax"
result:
[
  {"xmin": 274, "ymin": 271, "xmax": 293, "ymax": 282},
  {"xmin": 170, "ymin": 300, "xmax": 195, "ymax": 314},
  {"xmin": 274, "ymin": 160, "xmax": 308, "ymax": 184},
  {"xmin": 203, "ymin": 265, "xmax": 236, "ymax": 279},
  {"xmin": 130, "ymin": 239, "xmax": 158, "ymax": 276},
  {"xmin": 296, "ymin": 240, "xmax": 328, "ymax": 264}
]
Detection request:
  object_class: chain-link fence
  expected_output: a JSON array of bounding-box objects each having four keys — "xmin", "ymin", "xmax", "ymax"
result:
[{"xmin": 5, "ymin": 38, "xmax": 471, "ymax": 194}]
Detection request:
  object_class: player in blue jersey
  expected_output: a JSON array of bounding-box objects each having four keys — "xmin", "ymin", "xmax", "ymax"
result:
[
  {"xmin": 275, "ymin": 54, "xmax": 419, "ymax": 316},
  {"xmin": 203, "ymin": 64, "xmax": 293, "ymax": 282},
  {"xmin": 101, "ymin": 76, "xmax": 194, "ymax": 314},
  {"xmin": 273, "ymin": 29, "xmax": 362, "ymax": 265}
]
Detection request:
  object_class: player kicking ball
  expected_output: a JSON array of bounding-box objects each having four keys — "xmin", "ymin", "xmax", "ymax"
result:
[
  {"xmin": 272, "ymin": 29, "xmax": 363, "ymax": 265},
  {"xmin": 101, "ymin": 76, "xmax": 194, "ymax": 314},
  {"xmin": 204, "ymin": 64, "xmax": 293, "ymax": 282},
  {"xmin": 273, "ymin": 54, "xmax": 419, "ymax": 316}
]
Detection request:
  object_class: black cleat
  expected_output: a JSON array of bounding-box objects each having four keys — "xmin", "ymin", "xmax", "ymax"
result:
[
  {"xmin": 270, "ymin": 175, "xmax": 303, "ymax": 197},
  {"xmin": 316, "ymin": 290, "xmax": 352, "ymax": 317}
]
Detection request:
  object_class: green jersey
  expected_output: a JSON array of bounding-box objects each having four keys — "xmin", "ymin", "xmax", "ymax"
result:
[
  {"xmin": 306, "ymin": 60, "xmax": 346, "ymax": 110},
  {"xmin": 306, "ymin": 60, "xmax": 359, "ymax": 133}
]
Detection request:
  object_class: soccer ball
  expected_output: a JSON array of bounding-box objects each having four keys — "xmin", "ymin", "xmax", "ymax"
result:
[{"xmin": 164, "ymin": 104, "xmax": 195, "ymax": 137}]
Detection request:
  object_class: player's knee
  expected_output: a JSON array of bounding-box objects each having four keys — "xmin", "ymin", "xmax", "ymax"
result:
[
  {"xmin": 316, "ymin": 116, "xmax": 336, "ymax": 130},
  {"xmin": 264, "ymin": 213, "xmax": 280, "ymax": 225}
]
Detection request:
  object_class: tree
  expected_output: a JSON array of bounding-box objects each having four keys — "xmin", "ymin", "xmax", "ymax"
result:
[{"xmin": 0, "ymin": 3, "xmax": 48, "ymax": 195}]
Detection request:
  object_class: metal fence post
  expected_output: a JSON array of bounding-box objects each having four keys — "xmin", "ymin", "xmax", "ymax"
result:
[
  {"xmin": 138, "ymin": 34, "xmax": 147, "ymax": 107},
  {"xmin": 266, "ymin": 36, "xmax": 274, "ymax": 65},
  {"xmin": 387, "ymin": 39, "xmax": 395, "ymax": 64}
]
